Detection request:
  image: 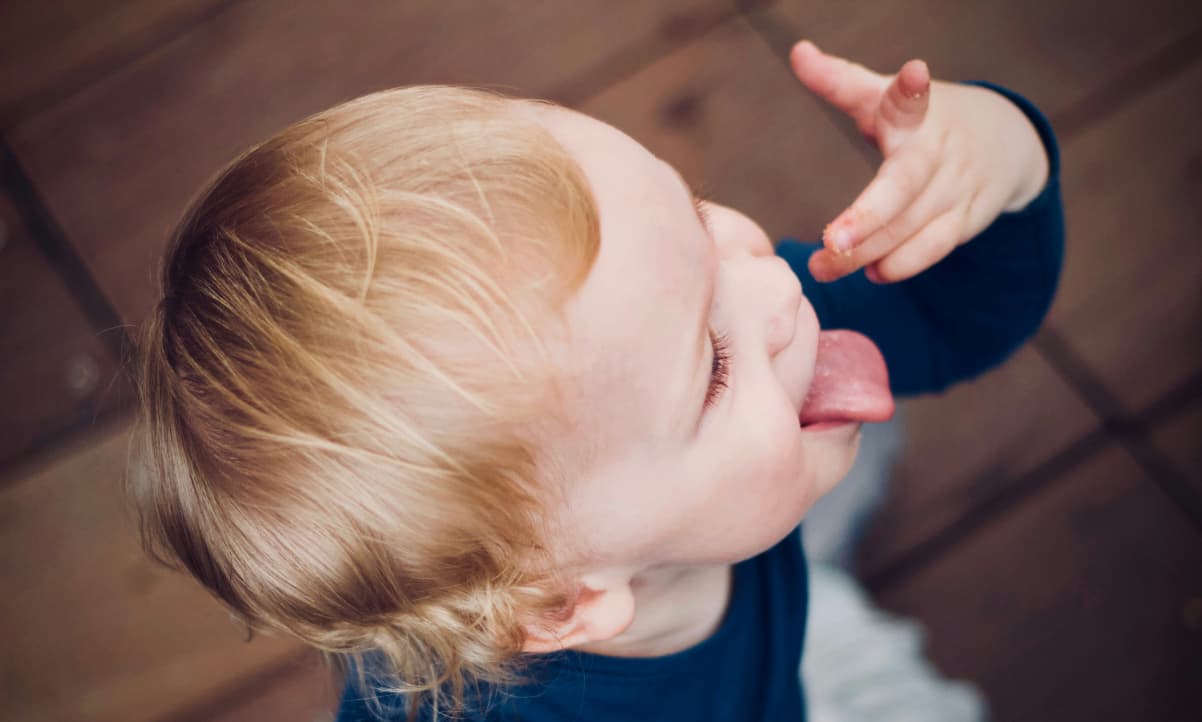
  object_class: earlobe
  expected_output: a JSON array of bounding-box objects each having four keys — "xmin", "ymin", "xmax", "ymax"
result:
[{"xmin": 519, "ymin": 574, "xmax": 636, "ymax": 654}]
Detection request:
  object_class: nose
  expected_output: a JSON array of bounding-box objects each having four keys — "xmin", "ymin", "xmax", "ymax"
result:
[
  {"xmin": 708, "ymin": 202, "xmax": 802, "ymax": 356},
  {"xmin": 760, "ymin": 255, "xmax": 802, "ymax": 357}
]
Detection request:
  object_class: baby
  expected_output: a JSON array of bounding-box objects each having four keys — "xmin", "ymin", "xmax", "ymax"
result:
[{"xmin": 130, "ymin": 40, "xmax": 1062, "ymax": 721}]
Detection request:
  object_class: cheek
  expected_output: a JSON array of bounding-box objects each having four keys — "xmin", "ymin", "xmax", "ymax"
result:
[
  {"xmin": 798, "ymin": 429, "xmax": 863, "ymax": 507},
  {"xmin": 729, "ymin": 407, "xmax": 808, "ymax": 507}
]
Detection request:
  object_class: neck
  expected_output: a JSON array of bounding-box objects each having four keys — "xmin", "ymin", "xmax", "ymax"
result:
[{"xmin": 575, "ymin": 562, "xmax": 733, "ymax": 658}]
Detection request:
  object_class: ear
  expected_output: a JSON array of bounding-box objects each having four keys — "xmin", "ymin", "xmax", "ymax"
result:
[{"xmin": 520, "ymin": 572, "xmax": 635, "ymax": 654}]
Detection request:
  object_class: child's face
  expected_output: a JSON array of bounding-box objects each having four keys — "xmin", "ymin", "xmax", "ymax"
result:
[{"xmin": 532, "ymin": 105, "xmax": 865, "ymax": 571}]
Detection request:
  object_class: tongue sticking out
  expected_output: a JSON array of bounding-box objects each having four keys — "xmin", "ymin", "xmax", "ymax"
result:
[{"xmin": 799, "ymin": 330, "xmax": 895, "ymax": 427}]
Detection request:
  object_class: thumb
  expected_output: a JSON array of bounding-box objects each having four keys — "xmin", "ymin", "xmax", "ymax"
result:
[
  {"xmin": 876, "ymin": 59, "xmax": 930, "ymax": 152},
  {"xmin": 789, "ymin": 40, "xmax": 886, "ymax": 134}
]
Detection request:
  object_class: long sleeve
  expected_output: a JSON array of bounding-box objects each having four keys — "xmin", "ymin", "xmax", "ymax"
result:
[{"xmin": 775, "ymin": 81, "xmax": 1065, "ymax": 398}]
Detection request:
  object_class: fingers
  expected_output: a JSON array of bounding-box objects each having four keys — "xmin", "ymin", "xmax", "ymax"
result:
[
  {"xmin": 808, "ymin": 246, "xmax": 859, "ymax": 283},
  {"xmin": 811, "ymin": 158, "xmax": 957, "ymax": 283},
  {"xmin": 823, "ymin": 143, "xmax": 938, "ymax": 252},
  {"xmin": 877, "ymin": 59, "xmax": 931, "ymax": 154},
  {"xmin": 789, "ymin": 40, "xmax": 886, "ymax": 132},
  {"xmin": 866, "ymin": 206, "xmax": 966, "ymax": 283},
  {"xmin": 811, "ymin": 205, "xmax": 962, "ymax": 284}
]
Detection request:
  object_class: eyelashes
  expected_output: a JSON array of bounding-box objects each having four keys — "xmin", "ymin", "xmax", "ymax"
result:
[
  {"xmin": 691, "ymin": 180, "xmax": 713, "ymax": 233},
  {"xmin": 694, "ymin": 194, "xmax": 713, "ymax": 231},
  {"xmin": 704, "ymin": 329, "xmax": 732, "ymax": 411},
  {"xmin": 695, "ymin": 181, "xmax": 725, "ymax": 412}
]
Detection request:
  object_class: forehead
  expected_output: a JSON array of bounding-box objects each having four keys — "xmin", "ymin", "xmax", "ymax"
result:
[{"xmin": 531, "ymin": 105, "xmax": 709, "ymax": 456}]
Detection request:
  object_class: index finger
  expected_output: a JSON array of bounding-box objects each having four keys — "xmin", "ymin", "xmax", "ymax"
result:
[
  {"xmin": 823, "ymin": 143, "xmax": 937, "ymax": 252},
  {"xmin": 789, "ymin": 40, "xmax": 886, "ymax": 133}
]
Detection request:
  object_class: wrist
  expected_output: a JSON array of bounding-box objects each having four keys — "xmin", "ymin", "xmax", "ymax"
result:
[
  {"xmin": 961, "ymin": 81, "xmax": 1054, "ymax": 214},
  {"xmin": 1004, "ymin": 127, "xmax": 1050, "ymax": 213}
]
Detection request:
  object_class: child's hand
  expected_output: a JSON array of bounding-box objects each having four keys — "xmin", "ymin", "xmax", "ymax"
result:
[{"xmin": 789, "ymin": 40, "xmax": 1050, "ymax": 283}]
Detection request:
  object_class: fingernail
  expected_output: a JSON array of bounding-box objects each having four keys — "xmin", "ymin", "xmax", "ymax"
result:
[
  {"xmin": 833, "ymin": 228, "xmax": 853, "ymax": 250},
  {"xmin": 825, "ymin": 224, "xmax": 853, "ymax": 252}
]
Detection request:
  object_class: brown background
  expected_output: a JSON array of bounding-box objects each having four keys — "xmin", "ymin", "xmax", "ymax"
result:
[{"xmin": 2, "ymin": 1, "xmax": 1200, "ymax": 720}]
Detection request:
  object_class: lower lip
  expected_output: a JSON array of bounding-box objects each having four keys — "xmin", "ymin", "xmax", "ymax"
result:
[{"xmin": 800, "ymin": 420, "xmax": 860, "ymax": 433}]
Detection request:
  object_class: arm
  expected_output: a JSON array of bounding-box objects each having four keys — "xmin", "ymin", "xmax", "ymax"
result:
[{"xmin": 776, "ymin": 83, "xmax": 1063, "ymax": 396}]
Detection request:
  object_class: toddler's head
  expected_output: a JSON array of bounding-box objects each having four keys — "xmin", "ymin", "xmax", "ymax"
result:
[{"xmin": 132, "ymin": 85, "xmax": 869, "ymax": 716}]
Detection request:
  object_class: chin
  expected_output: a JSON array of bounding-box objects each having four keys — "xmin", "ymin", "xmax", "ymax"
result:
[{"xmin": 807, "ymin": 423, "xmax": 863, "ymax": 503}]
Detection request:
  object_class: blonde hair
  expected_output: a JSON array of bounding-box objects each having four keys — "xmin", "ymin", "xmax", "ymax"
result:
[{"xmin": 128, "ymin": 86, "xmax": 601, "ymax": 719}]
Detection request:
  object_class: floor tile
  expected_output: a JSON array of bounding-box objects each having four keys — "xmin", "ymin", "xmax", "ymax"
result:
[
  {"xmin": 746, "ymin": 1, "xmax": 1202, "ymax": 414},
  {"xmin": 8, "ymin": 0, "xmax": 733, "ymax": 326},
  {"xmin": 877, "ymin": 444, "xmax": 1202, "ymax": 722},
  {"xmin": 1049, "ymin": 59, "xmax": 1202, "ymax": 411},
  {"xmin": 856, "ymin": 345, "xmax": 1098, "ymax": 576},
  {"xmin": 578, "ymin": 16, "xmax": 876, "ymax": 246},
  {"xmin": 0, "ymin": 423, "xmax": 303, "ymax": 722},
  {"xmin": 1151, "ymin": 400, "xmax": 1202, "ymax": 497},
  {"xmin": 0, "ymin": 188, "xmax": 130, "ymax": 478},
  {"xmin": 0, "ymin": 0, "xmax": 219, "ymax": 125},
  {"xmin": 752, "ymin": 0, "xmax": 1202, "ymax": 123},
  {"xmin": 196, "ymin": 652, "xmax": 338, "ymax": 722}
]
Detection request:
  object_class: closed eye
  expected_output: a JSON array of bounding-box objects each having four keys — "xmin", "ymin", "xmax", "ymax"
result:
[
  {"xmin": 691, "ymin": 182, "xmax": 713, "ymax": 235},
  {"xmin": 694, "ymin": 194, "xmax": 713, "ymax": 233},
  {"xmin": 704, "ymin": 329, "xmax": 731, "ymax": 410}
]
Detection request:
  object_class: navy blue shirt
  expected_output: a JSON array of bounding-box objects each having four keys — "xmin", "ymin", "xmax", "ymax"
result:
[{"xmin": 337, "ymin": 81, "xmax": 1064, "ymax": 722}]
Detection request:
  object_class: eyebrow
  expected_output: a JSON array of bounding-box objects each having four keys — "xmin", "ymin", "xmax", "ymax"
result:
[{"xmin": 666, "ymin": 166, "xmax": 717, "ymax": 438}]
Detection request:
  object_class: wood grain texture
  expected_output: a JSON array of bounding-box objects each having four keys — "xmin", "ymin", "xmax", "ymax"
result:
[
  {"xmin": 877, "ymin": 444, "xmax": 1202, "ymax": 722},
  {"xmin": 8, "ymin": 0, "xmax": 734, "ymax": 327},
  {"xmin": 0, "ymin": 423, "xmax": 303, "ymax": 722}
]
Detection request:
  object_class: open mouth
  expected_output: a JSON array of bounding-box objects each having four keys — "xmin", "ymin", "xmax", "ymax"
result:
[
  {"xmin": 797, "ymin": 330, "xmax": 895, "ymax": 428},
  {"xmin": 799, "ymin": 419, "xmax": 859, "ymax": 432}
]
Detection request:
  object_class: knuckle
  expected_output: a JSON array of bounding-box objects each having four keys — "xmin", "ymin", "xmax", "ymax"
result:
[
  {"xmin": 887, "ymin": 158, "xmax": 926, "ymax": 201},
  {"xmin": 877, "ymin": 221, "xmax": 901, "ymax": 249},
  {"xmin": 854, "ymin": 203, "xmax": 886, "ymax": 236},
  {"xmin": 858, "ymin": 220, "xmax": 898, "ymax": 256},
  {"xmin": 937, "ymin": 125, "xmax": 953, "ymax": 152}
]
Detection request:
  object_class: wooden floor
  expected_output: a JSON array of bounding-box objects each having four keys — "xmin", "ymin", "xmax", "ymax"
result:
[{"xmin": 2, "ymin": 1, "xmax": 1200, "ymax": 720}]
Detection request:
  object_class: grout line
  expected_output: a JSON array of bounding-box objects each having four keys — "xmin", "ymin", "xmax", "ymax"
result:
[
  {"xmin": 1135, "ymin": 368, "xmax": 1202, "ymax": 429},
  {"xmin": 1050, "ymin": 23, "xmax": 1202, "ymax": 140},
  {"xmin": 1124, "ymin": 431, "xmax": 1202, "ymax": 529},
  {"xmin": 0, "ymin": 405, "xmax": 132, "ymax": 489},
  {"xmin": 1, "ymin": 0, "xmax": 252, "ymax": 131},
  {"xmin": 0, "ymin": 136, "xmax": 138, "ymax": 487},
  {"xmin": 1036, "ymin": 330, "xmax": 1202, "ymax": 531},
  {"xmin": 0, "ymin": 137, "xmax": 132, "ymax": 365},
  {"xmin": 743, "ymin": 9, "xmax": 1202, "ymax": 160},
  {"xmin": 549, "ymin": 4, "xmax": 743, "ymax": 108},
  {"xmin": 1033, "ymin": 327, "xmax": 1130, "ymax": 421},
  {"xmin": 0, "ymin": 2, "xmax": 749, "ymax": 482},
  {"xmin": 150, "ymin": 649, "xmax": 335, "ymax": 722},
  {"xmin": 738, "ymin": 2, "xmax": 880, "ymax": 168},
  {"xmin": 863, "ymin": 426, "xmax": 1112, "ymax": 594},
  {"xmin": 742, "ymin": 3, "xmax": 1202, "ymax": 585},
  {"xmin": 865, "ymin": 365, "xmax": 1202, "ymax": 594}
]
